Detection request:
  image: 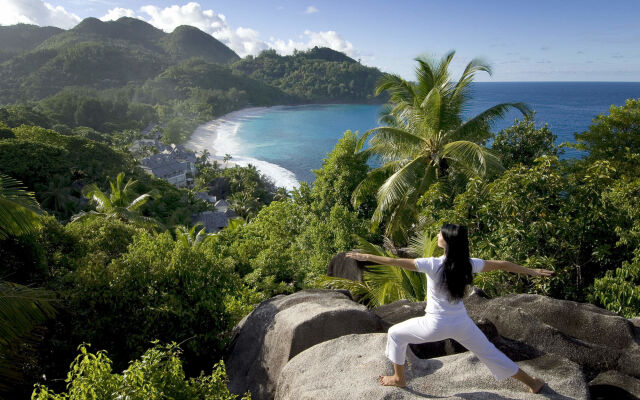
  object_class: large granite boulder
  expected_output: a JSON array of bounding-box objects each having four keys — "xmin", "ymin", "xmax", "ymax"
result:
[
  {"xmin": 275, "ymin": 333, "xmax": 588, "ymax": 400},
  {"xmin": 589, "ymin": 370, "xmax": 640, "ymax": 399},
  {"xmin": 225, "ymin": 289, "xmax": 385, "ymax": 400},
  {"xmin": 463, "ymin": 291, "xmax": 640, "ymax": 379},
  {"xmin": 327, "ymin": 251, "xmax": 367, "ymax": 281}
]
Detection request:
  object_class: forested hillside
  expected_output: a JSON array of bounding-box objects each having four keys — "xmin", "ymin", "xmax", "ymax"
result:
[
  {"xmin": 0, "ymin": 17, "xmax": 384, "ymax": 147},
  {"xmin": 233, "ymin": 47, "xmax": 382, "ymax": 102}
]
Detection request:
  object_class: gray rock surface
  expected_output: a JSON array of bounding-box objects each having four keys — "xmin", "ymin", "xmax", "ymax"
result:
[
  {"xmin": 464, "ymin": 291, "xmax": 640, "ymax": 379},
  {"xmin": 275, "ymin": 333, "xmax": 588, "ymax": 400},
  {"xmin": 327, "ymin": 251, "xmax": 367, "ymax": 281},
  {"xmin": 225, "ymin": 289, "xmax": 384, "ymax": 400},
  {"xmin": 589, "ymin": 370, "xmax": 640, "ymax": 399}
]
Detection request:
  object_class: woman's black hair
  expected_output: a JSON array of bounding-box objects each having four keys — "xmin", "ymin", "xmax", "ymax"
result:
[{"xmin": 440, "ymin": 223, "xmax": 473, "ymax": 302}]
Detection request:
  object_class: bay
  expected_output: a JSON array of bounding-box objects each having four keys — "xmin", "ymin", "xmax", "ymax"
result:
[{"xmin": 186, "ymin": 82, "xmax": 640, "ymax": 190}]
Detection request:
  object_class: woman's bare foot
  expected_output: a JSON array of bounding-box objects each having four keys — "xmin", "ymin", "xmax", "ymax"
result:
[
  {"xmin": 378, "ymin": 375, "xmax": 406, "ymax": 387},
  {"xmin": 529, "ymin": 376, "xmax": 545, "ymax": 394}
]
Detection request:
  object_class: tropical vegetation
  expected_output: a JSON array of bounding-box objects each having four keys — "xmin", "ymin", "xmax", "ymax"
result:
[
  {"xmin": 353, "ymin": 51, "xmax": 530, "ymax": 244},
  {"xmin": 0, "ymin": 28, "xmax": 639, "ymax": 398}
]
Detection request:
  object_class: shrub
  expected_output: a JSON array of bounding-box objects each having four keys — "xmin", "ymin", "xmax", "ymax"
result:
[{"xmin": 32, "ymin": 342, "xmax": 250, "ymax": 400}]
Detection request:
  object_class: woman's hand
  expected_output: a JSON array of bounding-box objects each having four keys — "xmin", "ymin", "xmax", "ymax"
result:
[
  {"xmin": 529, "ymin": 268, "xmax": 554, "ymax": 277},
  {"xmin": 345, "ymin": 251, "xmax": 370, "ymax": 262}
]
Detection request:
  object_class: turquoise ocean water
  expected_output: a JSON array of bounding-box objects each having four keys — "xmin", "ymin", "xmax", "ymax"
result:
[{"xmin": 186, "ymin": 82, "xmax": 640, "ymax": 190}]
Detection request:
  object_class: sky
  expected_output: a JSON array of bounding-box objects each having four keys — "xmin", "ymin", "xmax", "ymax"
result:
[{"xmin": 2, "ymin": 0, "xmax": 639, "ymax": 81}]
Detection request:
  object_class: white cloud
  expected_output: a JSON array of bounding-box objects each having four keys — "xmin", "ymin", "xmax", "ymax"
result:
[
  {"xmin": 305, "ymin": 6, "xmax": 318, "ymax": 14},
  {"xmin": 100, "ymin": 7, "xmax": 135, "ymax": 21},
  {"xmin": 269, "ymin": 30, "xmax": 358, "ymax": 59},
  {"xmin": 0, "ymin": 0, "xmax": 81, "ymax": 28},
  {"xmin": 137, "ymin": 2, "xmax": 267, "ymax": 57}
]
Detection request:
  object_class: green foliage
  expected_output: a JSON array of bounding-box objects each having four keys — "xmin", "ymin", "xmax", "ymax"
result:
[
  {"xmin": 0, "ymin": 175, "xmax": 57, "ymax": 392},
  {"xmin": 196, "ymin": 163, "xmax": 276, "ymax": 220},
  {"xmin": 64, "ymin": 215, "xmax": 145, "ymax": 262},
  {"xmin": 0, "ymin": 281, "xmax": 57, "ymax": 392},
  {"xmin": 160, "ymin": 25, "xmax": 240, "ymax": 65},
  {"xmin": 232, "ymin": 47, "xmax": 383, "ymax": 103},
  {"xmin": 355, "ymin": 51, "xmax": 528, "ymax": 244},
  {"xmin": 0, "ymin": 105, "xmax": 51, "ymax": 128},
  {"xmin": 32, "ymin": 342, "xmax": 250, "ymax": 400},
  {"xmin": 213, "ymin": 195, "xmax": 368, "ymax": 298},
  {"xmin": 311, "ymin": 130, "xmax": 371, "ymax": 215},
  {"xmin": 0, "ymin": 122, "xmax": 14, "ymax": 139},
  {"xmin": 491, "ymin": 113, "xmax": 557, "ymax": 169},
  {"xmin": 0, "ymin": 173, "xmax": 42, "ymax": 239},
  {"xmin": 70, "ymin": 172, "xmax": 160, "ymax": 229},
  {"xmin": 67, "ymin": 230, "xmax": 241, "ymax": 371},
  {"xmin": 591, "ymin": 249, "xmax": 640, "ymax": 318},
  {"xmin": 38, "ymin": 88, "xmax": 156, "ymax": 132},
  {"xmin": 0, "ymin": 125, "xmax": 134, "ymax": 191},
  {"xmin": 0, "ymin": 24, "xmax": 63, "ymax": 53},
  {"xmin": 419, "ymin": 156, "xmax": 629, "ymax": 301},
  {"xmin": 572, "ymin": 98, "xmax": 640, "ymax": 171},
  {"xmin": 321, "ymin": 234, "xmax": 439, "ymax": 307}
]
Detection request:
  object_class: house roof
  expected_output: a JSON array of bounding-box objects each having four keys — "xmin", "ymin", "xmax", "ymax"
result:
[
  {"xmin": 192, "ymin": 211, "xmax": 228, "ymax": 232},
  {"xmin": 141, "ymin": 154, "xmax": 187, "ymax": 177},
  {"xmin": 215, "ymin": 199, "xmax": 230, "ymax": 208},
  {"xmin": 196, "ymin": 192, "xmax": 216, "ymax": 202}
]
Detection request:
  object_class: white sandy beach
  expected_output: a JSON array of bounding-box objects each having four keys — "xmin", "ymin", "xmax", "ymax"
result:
[{"xmin": 185, "ymin": 107, "xmax": 300, "ymax": 190}]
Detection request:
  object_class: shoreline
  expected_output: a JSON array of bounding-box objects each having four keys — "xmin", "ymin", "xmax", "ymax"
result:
[{"xmin": 185, "ymin": 106, "xmax": 301, "ymax": 190}]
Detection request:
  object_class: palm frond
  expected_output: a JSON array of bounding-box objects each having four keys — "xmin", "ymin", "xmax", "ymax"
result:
[
  {"xmin": 456, "ymin": 102, "xmax": 531, "ymax": 142},
  {"xmin": 419, "ymin": 86, "xmax": 442, "ymax": 132},
  {"xmin": 442, "ymin": 140, "xmax": 504, "ymax": 178},
  {"xmin": 69, "ymin": 210, "xmax": 101, "ymax": 223},
  {"xmin": 0, "ymin": 280, "xmax": 57, "ymax": 391},
  {"xmin": 372, "ymin": 156, "xmax": 429, "ymax": 226},
  {"xmin": 0, "ymin": 280, "xmax": 57, "ymax": 349},
  {"xmin": 454, "ymin": 57, "xmax": 492, "ymax": 97},
  {"xmin": 408, "ymin": 231, "xmax": 440, "ymax": 258},
  {"xmin": 127, "ymin": 193, "xmax": 151, "ymax": 211},
  {"xmin": 83, "ymin": 183, "xmax": 111, "ymax": 212},
  {"xmin": 366, "ymin": 126, "xmax": 425, "ymax": 160},
  {"xmin": 414, "ymin": 56, "xmax": 437, "ymax": 99},
  {"xmin": 375, "ymin": 74, "xmax": 416, "ymax": 104},
  {"xmin": 351, "ymin": 161, "xmax": 401, "ymax": 208},
  {"xmin": 352, "ymin": 234, "xmax": 388, "ymax": 256},
  {"xmin": 433, "ymin": 50, "xmax": 456, "ymax": 88},
  {"xmin": 0, "ymin": 174, "xmax": 43, "ymax": 239}
]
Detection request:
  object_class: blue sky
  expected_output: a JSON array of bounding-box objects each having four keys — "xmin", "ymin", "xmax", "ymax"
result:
[{"xmin": 3, "ymin": 0, "xmax": 640, "ymax": 81}]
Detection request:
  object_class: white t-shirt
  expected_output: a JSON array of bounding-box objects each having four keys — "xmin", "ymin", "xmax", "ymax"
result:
[{"xmin": 415, "ymin": 256, "xmax": 485, "ymax": 316}]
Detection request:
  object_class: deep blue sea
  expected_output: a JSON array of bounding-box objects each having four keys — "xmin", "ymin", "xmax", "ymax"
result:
[{"xmin": 186, "ymin": 82, "xmax": 640, "ymax": 189}]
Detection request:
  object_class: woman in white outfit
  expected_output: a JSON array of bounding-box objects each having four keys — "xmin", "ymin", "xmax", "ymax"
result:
[{"xmin": 346, "ymin": 223, "xmax": 553, "ymax": 394}]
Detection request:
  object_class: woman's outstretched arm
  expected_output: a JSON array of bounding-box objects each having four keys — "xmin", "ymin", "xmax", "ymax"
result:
[
  {"xmin": 482, "ymin": 260, "xmax": 554, "ymax": 277},
  {"xmin": 345, "ymin": 252, "xmax": 418, "ymax": 271}
]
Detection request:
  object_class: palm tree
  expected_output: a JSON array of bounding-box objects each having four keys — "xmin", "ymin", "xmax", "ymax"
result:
[
  {"xmin": 229, "ymin": 191, "xmax": 260, "ymax": 220},
  {"xmin": 0, "ymin": 174, "xmax": 56, "ymax": 390},
  {"xmin": 353, "ymin": 51, "xmax": 531, "ymax": 244},
  {"xmin": 174, "ymin": 222, "xmax": 215, "ymax": 250},
  {"xmin": 321, "ymin": 233, "xmax": 440, "ymax": 307},
  {"xmin": 70, "ymin": 172, "xmax": 160, "ymax": 229},
  {"xmin": 197, "ymin": 149, "xmax": 211, "ymax": 168}
]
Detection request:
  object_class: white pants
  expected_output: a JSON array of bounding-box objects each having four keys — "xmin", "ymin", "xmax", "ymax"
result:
[{"xmin": 385, "ymin": 312, "xmax": 519, "ymax": 381}]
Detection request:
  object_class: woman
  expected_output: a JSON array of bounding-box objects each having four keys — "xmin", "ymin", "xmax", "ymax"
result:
[{"xmin": 346, "ymin": 223, "xmax": 553, "ymax": 394}]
